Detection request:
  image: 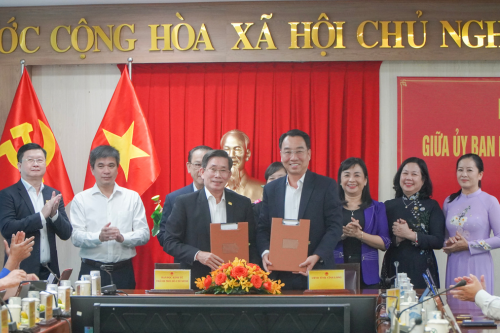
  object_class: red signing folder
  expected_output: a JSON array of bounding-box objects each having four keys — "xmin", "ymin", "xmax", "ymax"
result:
[
  {"xmin": 268, "ymin": 218, "xmax": 310, "ymax": 272},
  {"xmin": 210, "ymin": 222, "xmax": 249, "ymax": 262}
]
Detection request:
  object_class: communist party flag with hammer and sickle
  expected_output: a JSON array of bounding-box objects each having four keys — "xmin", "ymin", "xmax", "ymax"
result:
[
  {"xmin": 0, "ymin": 71, "xmax": 74, "ymax": 202},
  {"xmin": 83, "ymin": 66, "xmax": 160, "ymax": 195}
]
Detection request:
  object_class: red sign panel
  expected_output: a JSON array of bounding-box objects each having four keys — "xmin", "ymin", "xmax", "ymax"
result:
[{"xmin": 398, "ymin": 77, "xmax": 500, "ymax": 206}]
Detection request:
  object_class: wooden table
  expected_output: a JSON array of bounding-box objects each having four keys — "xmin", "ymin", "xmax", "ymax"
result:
[{"xmin": 38, "ymin": 318, "xmax": 71, "ymax": 333}]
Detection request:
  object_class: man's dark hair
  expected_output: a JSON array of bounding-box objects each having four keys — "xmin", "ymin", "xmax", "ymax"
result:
[
  {"xmin": 337, "ymin": 157, "xmax": 373, "ymax": 209},
  {"xmin": 393, "ymin": 157, "xmax": 433, "ymax": 199},
  {"xmin": 279, "ymin": 129, "xmax": 311, "ymax": 150},
  {"xmin": 17, "ymin": 143, "xmax": 46, "ymax": 163},
  {"xmin": 201, "ymin": 149, "xmax": 233, "ymax": 169},
  {"xmin": 187, "ymin": 145, "xmax": 212, "ymax": 163},
  {"xmin": 89, "ymin": 145, "xmax": 120, "ymax": 169},
  {"xmin": 264, "ymin": 162, "xmax": 286, "ymax": 182}
]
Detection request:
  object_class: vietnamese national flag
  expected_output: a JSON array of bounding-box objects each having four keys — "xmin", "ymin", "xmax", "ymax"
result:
[
  {"xmin": 0, "ymin": 71, "xmax": 74, "ymax": 202},
  {"xmin": 83, "ymin": 66, "xmax": 160, "ymax": 195}
]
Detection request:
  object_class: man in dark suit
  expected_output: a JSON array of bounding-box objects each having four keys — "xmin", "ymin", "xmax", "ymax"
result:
[
  {"xmin": 164, "ymin": 150, "xmax": 258, "ymax": 288},
  {"xmin": 0, "ymin": 143, "xmax": 72, "ymax": 279},
  {"xmin": 257, "ymin": 129, "xmax": 343, "ymax": 290},
  {"xmin": 157, "ymin": 145, "xmax": 212, "ymax": 248}
]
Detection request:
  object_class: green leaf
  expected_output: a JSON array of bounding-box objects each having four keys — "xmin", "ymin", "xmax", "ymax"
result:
[{"xmin": 151, "ymin": 225, "xmax": 159, "ymax": 237}]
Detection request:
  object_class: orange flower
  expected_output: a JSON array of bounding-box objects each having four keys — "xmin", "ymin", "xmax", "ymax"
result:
[
  {"xmin": 250, "ymin": 275, "xmax": 262, "ymax": 289},
  {"xmin": 204, "ymin": 275, "xmax": 212, "ymax": 289},
  {"xmin": 247, "ymin": 263, "xmax": 261, "ymax": 271},
  {"xmin": 215, "ymin": 273, "xmax": 227, "ymax": 286},
  {"xmin": 263, "ymin": 281, "xmax": 272, "ymax": 291},
  {"xmin": 231, "ymin": 265, "xmax": 248, "ymax": 278},
  {"xmin": 220, "ymin": 263, "xmax": 232, "ymax": 270}
]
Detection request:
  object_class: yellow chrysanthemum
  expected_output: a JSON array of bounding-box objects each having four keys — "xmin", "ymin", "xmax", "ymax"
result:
[
  {"xmin": 239, "ymin": 277, "xmax": 252, "ymax": 292},
  {"xmin": 195, "ymin": 277, "xmax": 205, "ymax": 290},
  {"xmin": 271, "ymin": 280, "xmax": 285, "ymax": 295},
  {"xmin": 223, "ymin": 278, "xmax": 240, "ymax": 291}
]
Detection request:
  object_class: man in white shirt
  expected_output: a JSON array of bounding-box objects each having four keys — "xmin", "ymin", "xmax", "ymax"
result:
[
  {"xmin": 450, "ymin": 274, "xmax": 500, "ymax": 319},
  {"xmin": 71, "ymin": 145, "xmax": 150, "ymax": 289},
  {"xmin": 0, "ymin": 143, "xmax": 72, "ymax": 279},
  {"xmin": 164, "ymin": 150, "xmax": 257, "ymax": 288}
]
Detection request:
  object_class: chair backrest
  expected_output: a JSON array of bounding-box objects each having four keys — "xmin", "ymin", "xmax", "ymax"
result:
[
  {"xmin": 154, "ymin": 263, "xmax": 181, "ymax": 270},
  {"xmin": 336, "ymin": 263, "xmax": 360, "ymax": 291}
]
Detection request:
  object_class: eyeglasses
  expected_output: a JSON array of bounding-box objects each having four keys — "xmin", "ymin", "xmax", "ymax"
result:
[
  {"xmin": 281, "ymin": 149, "xmax": 307, "ymax": 157},
  {"xmin": 24, "ymin": 158, "xmax": 46, "ymax": 165},
  {"xmin": 207, "ymin": 168, "xmax": 230, "ymax": 176},
  {"xmin": 189, "ymin": 163, "xmax": 202, "ymax": 169}
]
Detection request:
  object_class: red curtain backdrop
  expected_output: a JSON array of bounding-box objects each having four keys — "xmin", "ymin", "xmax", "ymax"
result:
[{"xmin": 122, "ymin": 61, "xmax": 382, "ymax": 289}]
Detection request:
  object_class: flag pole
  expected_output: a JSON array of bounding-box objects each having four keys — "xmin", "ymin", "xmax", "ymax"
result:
[
  {"xmin": 20, "ymin": 59, "xmax": 25, "ymax": 75},
  {"xmin": 127, "ymin": 58, "xmax": 133, "ymax": 81}
]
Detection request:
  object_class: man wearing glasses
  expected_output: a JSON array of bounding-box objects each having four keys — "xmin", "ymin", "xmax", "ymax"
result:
[
  {"xmin": 157, "ymin": 145, "xmax": 212, "ymax": 248},
  {"xmin": 257, "ymin": 129, "xmax": 343, "ymax": 290},
  {"xmin": 0, "ymin": 143, "xmax": 72, "ymax": 280},
  {"xmin": 164, "ymin": 150, "xmax": 258, "ymax": 288}
]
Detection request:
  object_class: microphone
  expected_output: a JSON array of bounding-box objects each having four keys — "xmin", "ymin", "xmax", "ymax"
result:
[
  {"xmin": 100, "ymin": 265, "xmax": 117, "ymax": 295},
  {"xmin": 396, "ymin": 279, "xmax": 466, "ymax": 319},
  {"xmin": 382, "ymin": 275, "xmax": 396, "ymax": 288},
  {"xmin": 408, "ymin": 316, "xmax": 423, "ymax": 332},
  {"xmin": 42, "ymin": 263, "xmax": 60, "ymax": 284}
]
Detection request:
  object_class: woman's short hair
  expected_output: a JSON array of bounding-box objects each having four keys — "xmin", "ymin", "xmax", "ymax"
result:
[{"xmin": 337, "ymin": 157, "xmax": 373, "ymax": 209}]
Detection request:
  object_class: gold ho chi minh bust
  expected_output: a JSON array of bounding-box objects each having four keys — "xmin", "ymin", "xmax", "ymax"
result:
[{"xmin": 220, "ymin": 129, "xmax": 264, "ymax": 202}]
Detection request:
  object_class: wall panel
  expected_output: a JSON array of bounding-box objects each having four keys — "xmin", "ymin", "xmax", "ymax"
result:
[{"xmin": 32, "ymin": 64, "xmax": 120, "ymax": 282}]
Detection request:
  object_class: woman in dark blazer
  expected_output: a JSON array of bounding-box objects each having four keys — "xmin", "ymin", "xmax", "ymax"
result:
[
  {"xmin": 334, "ymin": 157, "xmax": 390, "ymax": 288},
  {"xmin": 381, "ymin": 157, "xmax": 445, "ymax": 289}
]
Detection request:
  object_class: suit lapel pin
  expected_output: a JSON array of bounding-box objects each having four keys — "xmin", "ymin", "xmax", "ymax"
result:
[{"xmin": 228, "ymin": 202, "xmax": 232, "ymax": 205}]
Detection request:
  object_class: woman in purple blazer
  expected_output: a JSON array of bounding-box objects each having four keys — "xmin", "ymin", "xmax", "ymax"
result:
[{"xmin": 334, "ymin": 157, "xmax": 391, "ymax": 288}]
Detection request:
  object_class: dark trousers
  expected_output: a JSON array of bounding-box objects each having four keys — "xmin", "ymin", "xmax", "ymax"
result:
[
  {"xmin": 38, "ymin": 264, "xmax": 51, "ymax": 281},
  {"xmin": 271, "ymin": 271, "xmax": 308, "ymax": 290},
  {"xmin": 78, "ymin": 259, "xmax": 136, "ymax": 289}
]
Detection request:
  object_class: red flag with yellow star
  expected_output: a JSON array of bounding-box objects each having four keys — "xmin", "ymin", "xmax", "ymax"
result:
[
  {"xmin": 0, "ymin": 71, "xmax": 74, "ymax": 202},
  {"xmin": 83, "ymin": 67, "xmax": 160, "ymax": 195}
]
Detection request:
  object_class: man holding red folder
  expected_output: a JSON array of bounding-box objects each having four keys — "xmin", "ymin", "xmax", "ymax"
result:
[
  {"xmin": 257, "ymin": 129, "xmax": 343, "ymax": 290},
  {"xmin": 164, "ymin": 150, "xmax": 258, "ymax": 288}
]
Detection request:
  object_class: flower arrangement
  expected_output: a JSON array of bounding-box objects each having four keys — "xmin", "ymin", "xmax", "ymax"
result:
[{"xmin": 195, "ymin": 258, "xmax": 284, "ymax": 295}]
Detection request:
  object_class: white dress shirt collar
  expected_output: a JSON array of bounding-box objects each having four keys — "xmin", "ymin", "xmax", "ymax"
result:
[
  {"xmin": 21, "ymin": 177, "xmax": 44, "ymax": 194},
  {"xmin": 204, "ymin": 187, "xmax": 226, "ymax": 203},
  {"xmin": 90, "ymin": 182, "xmax": 123, "ymax": 199},
  {"xmin": 284, "ymin": 172, "xmax": 306, "ymax": 221},
  {"xmin": 204, "ymin": 187, "xmax": 227, "ymax": 224},
  {"xmin": 285, "ymin": 172, "xmax": 306, "ymax": 189}
]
